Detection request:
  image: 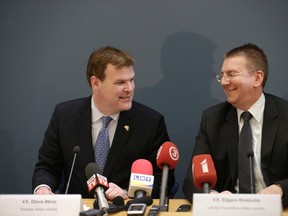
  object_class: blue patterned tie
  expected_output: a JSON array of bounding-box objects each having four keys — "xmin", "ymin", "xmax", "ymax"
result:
[{"xmin": 94, "ymin": 116, "xmax": 112, "ymax": 172}]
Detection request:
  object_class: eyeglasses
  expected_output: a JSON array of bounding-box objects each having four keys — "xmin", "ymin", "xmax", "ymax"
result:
[{"xmin": 216, "ymin": 70, "xmax": 258, "ymax": 83}]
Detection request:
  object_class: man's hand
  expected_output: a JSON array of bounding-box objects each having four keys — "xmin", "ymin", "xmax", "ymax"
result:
[
  {"xmin": 220, "ymin": 190, "xmax": 233, "ymax": 194},
  {"xmin": 105, "ymin": 182, "xmax": 129, "ymax": 200},
  {"xmin": 257, "ymin": 184, "xmax": 283, "ymax": 197},
  {"xmin": 34, "ymin": 186, "xmax": 54, "ymax": 195}
]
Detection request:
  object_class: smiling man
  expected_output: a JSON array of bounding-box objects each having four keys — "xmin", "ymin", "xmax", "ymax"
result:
[
  {"xmin": 183, "ymin": 43, "xmax": 288, "ymax": 207},
  {"xmin": 32, "ymin": 46, "xmax": 175, "ymax": 200}
]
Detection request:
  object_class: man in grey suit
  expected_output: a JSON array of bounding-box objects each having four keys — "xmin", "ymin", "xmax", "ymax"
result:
[
  {"xmin": 32, "ymin": 46, "xmax": 175, "ymax": 200},
  {"xmin": 183, "ymin": 43, "xmax": 288, "ymax": 207}
]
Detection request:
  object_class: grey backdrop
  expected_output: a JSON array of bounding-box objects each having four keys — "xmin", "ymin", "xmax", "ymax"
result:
[{"xmin": 1, "ymin": 0, "xmax": 288, "ymax": 198}]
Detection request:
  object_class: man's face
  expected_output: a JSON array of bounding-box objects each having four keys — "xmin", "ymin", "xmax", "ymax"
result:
[
  {"xmin": 92, "ymin": 64, "xmax": 135, "ymax": 115},
  {"xmin": 220, "ymin": 56, "xmax": 261, "ymax": 110}
]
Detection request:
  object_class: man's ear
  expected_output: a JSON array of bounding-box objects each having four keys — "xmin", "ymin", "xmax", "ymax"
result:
[
  {"xmin": 90, "ymin": 76, "xmax": 100, "ymax": 90},
  {"xmin": 254, "ymin": 70, "xmax": 264, "ymax": 87}
]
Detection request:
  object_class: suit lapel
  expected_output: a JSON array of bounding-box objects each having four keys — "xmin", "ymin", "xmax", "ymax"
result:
[
  {"xmin": 223, "ymin": 106, "xmax": 239, "ymax": 186},
  {"xmin": 77, "ymin": 97, "xmax": 95, "ymax": 163},
  {"xmin": 261, "ymin": 94, "xmax": 279, "ymax": 184},
  {"xmin": 104, "ymin": 110, "xmax": 133, "ymax": 176}
]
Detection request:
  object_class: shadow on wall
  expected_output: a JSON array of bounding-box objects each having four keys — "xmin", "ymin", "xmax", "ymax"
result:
[
  {"xmin": 135, "ymin": 31, "xmax": 221, "ymax": 198},
  {"xmin": 0, "ymin": 130, "xmax": 16, "ymax": 193}
]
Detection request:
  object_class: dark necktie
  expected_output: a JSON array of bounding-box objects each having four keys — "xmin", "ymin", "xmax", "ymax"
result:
[
  {"xmin": 94, "ymin": 116, "xmax": 112, "ymax": 172},
  {"xmin": 238, "ymin": 111, "xmax": 255, "ymax": 193}
]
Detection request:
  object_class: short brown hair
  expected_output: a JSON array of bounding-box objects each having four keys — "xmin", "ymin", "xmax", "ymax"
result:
[
  {"xmin": 86, "ymin": 46, "xmax": 135, "ymax": 86},
  {"xmin": 225, "ymin": 43, "xmax": 268, "ymax": 87}
]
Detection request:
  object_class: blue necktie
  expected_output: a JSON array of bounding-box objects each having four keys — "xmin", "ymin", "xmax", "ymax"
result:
[
  {"xmin": 94, "ymin": 116, "xmax": 112, "ymax": 172},
  {"xmin": 238, "ymin": 111, "xmax": 254, "ymax": 193}
]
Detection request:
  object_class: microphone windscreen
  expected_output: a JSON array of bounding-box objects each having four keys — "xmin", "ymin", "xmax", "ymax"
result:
[
  {"xmin": 127, "ymin": 196, "xmax": 153, "ymax": 206},
  {"xmin": 73, "ymin": 145, "xmax": 80, "ymax": 154},
  {"xmin": 192, "ymin": 154, "xmax": 217, "ymax": 189},
  {"xmin": 85, "ymin": 162, "xmax": 102, "ymax": 178},
  {"xmin": 113, "ymin": 196, "xmax": 125, "ymax": 206},
  {"xmin": 131, "ymin": 159, "xmax": 153, "ymax": 175},
  {"xmin": 156, "ymin": 141, "xmax": 179, "ymax": 170}
]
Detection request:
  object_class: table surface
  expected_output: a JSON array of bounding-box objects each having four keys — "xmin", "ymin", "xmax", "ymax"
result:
[{"xmin": 82, "ymin": 198, "xmax": 288, "ymax": 216}]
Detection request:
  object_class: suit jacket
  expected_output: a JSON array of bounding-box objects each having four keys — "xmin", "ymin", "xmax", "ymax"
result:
[
  {"xmin": 32, "ymin": 96, "xmax": 175, "ymax": 198},
  {"xmin": 183, "ymin": 93, "xmax": 288, "ymax": 207}
]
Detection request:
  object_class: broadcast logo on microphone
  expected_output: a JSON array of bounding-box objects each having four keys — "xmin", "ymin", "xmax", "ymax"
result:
[
  {"xmin": 85, "ymin": 163, "xmax": 110, "ymax": 210},
  {"xmin": 87, "ymin": 174, "xmax": 96, "ymax": 191},
  {"xmin": 130, "ymin": 173, "xmax": 154, "ymax": 188},
  {"xmin": 156, "ymin": 141, "xmax": 179, "ymax": 169},
  {"xmin": 128, "ymin": 159, "xmax": 154, "ymax": 198},
  {"xmin": 200, "ymin": 159, "xmax": 209, "ymax": 173},
  {"xmin": 169, "ymin": 145, "xmax": 179, "ymax": 161},
  {"xmin": 192, "ymin": 154, "xmax": 217, "ymax": 192},
  {"xmin": 87, "ymin": 173, "xmax": 109, "ymax": 192}
]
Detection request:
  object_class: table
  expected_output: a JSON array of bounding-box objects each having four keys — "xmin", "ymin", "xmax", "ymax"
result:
[
  {"xmin": 83, "ymin": 199, "xmax": 190, "ymax": 215},
  {"xmin": 82, "ymin": 199, "xmax": 288, "ymax": 215}
]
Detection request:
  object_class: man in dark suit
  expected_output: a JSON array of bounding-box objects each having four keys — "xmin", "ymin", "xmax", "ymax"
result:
[
  {"xmin": 32, "ymin": 46, "xmax": 175, "ymax": 200},
  {"xmin": 183, "ymin": 43, "xmax": 288, "ymax": 207}
]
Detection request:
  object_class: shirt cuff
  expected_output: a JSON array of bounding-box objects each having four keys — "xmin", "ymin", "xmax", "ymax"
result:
[{"xmin": 34, "ymin": 184, "xmax": 52, "ymax": 194}]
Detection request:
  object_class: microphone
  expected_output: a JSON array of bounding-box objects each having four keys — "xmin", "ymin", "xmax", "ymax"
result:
[
  {"xmin": 112, "ymin": 195, "xmax": 125, "ymax": 206},
  {"xmin": 79, "ymin": 196, "xmax": 153, "ymax": 216},
  {"xmin": 247, "ymin": 150, "xmax": 256, "ymax": 193},
  {"xmin": 93, "ymin": 195, "xmax": 124, "ymax": 210},
  {"xmin": 126, "ymin": 196, "xmax": 153, "ymax": 206},
  {"xmin": 192, "ymin": 154, "xmax": 217, "ymax": 193},
  {"xmin": 156, "ymin": 141, "xmax": 179, "ymax": 211},
  {"xmin": 64, "ymin": 145, "xmax": 80, "ymax": 194},
  {"xmin": 106, "ymin": 196, "xmax": 153, "ymax": 214},
  {"xmin": 85, "ymin": 162, "xmax": 109, "ymax": 210},
  {"xmin": 128, "ymin": 159, "xmax": 154, "ymax": 198}
]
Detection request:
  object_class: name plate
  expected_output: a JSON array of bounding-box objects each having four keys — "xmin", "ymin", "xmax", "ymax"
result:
[
  {"xmin": 193, "ymin": 193, "xmax": 282, "ymax": 216},
  {"xmin": 0, "ymin": 194, "xmax": 83, "ymax": 216}
]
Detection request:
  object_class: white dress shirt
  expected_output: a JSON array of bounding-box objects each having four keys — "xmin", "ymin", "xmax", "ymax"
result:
[
  {"xmin": 236, "ymin": 93, "xmax": 267, "ymax": 192},
  {"xmin": 91, "ymin": 97, "xmax": 119, "ymax": 147}
]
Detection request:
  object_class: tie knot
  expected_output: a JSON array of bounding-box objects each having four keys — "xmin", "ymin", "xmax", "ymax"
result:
[
  {"xmin": 101, "ymin": 116, "xmax": 112, "ymax": 128},
  {"xmin": 241, "ymin": 111, "xmax": 252, "ymax": 122}
]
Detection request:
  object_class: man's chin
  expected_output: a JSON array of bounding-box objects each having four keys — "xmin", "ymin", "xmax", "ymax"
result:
[
  {"xmin": 226, "ymin": 97, "xmax": 234, "ymax": 105},
  {"xmin": 119, "ymin": 104, "xmax": 132, "ymax": 111}
]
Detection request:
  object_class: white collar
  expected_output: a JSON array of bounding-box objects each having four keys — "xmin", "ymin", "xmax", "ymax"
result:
[
  {"xmin": 237, "ymin": 93, "xmax": 265, "ymax": 123},
  {"xmin": 91, "ymin": 96, "xmax": 119, "ymax": 123}
]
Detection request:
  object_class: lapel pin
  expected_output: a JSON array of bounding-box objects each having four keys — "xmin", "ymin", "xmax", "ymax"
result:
[{"xmin": 124, "ymin": 125, "xmax": 129, "ymax": 131}]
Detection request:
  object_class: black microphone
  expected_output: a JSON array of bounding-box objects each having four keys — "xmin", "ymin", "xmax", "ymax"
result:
[
  {"xmin": 112, "ymin": 195, "xmax": 125, "ymax": 206},
  {"xmin": 85, "ymin": 162, "xmax": 109, "ymax": 210},
  {"xmin": 126, "ymin": 196, "xmax": 153, "ymax": 206},
  {"xmin": 79, "ymin": 209, "xmax": 101, "ymax": 216},
  {"xmin": 104, "ymin": 197, "xmax": 153, "ymax": 215},
  {"xmin": 64, "ymin": 145, "xmax": 80, "ymax": 194},
  {"xmin": 93, "ymin": 195, "xmax": 124, "ymax": 209},
  {"xmin": 247, "ymin": 150, "xmax": 256, "ymax": 193},
  {"xmin": 79, "ymin": 196, "xmax": 153, "ymax": 216}
]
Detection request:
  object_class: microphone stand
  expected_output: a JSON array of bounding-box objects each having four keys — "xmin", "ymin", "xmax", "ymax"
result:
[
  {"xmin": 203, "ymin": 183, "xmax": 210, "ymax": 194},
  {"xmin": 247, "ymin": 150, "xmax": 255, "ymax": 194},
  {"xmin": 65, "ymin": 150, "xmax": 78, "ymax": 194},
  {"xmin": 159, "ymin": 165, "xmax": 169, "ymax": 211}
]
